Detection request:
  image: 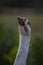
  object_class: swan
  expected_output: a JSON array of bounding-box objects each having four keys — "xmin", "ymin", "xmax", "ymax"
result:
[{"xmin": 13, "ymin": 16, "xmax": 31, "ymax": 65}]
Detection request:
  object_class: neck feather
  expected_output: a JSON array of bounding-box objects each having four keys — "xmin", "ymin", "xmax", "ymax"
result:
[
  {"xmin": 19, "ymin": 34, "xmax": 31, "ymax": 51},
  {"xmin": 14, "ymin": 34, "xmax": 31, "ymax": 65}
]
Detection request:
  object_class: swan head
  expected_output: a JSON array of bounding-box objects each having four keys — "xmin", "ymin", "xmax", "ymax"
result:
[{"xmin": 17, "ymin": 16, "xmax": 31, "ymax": 36}]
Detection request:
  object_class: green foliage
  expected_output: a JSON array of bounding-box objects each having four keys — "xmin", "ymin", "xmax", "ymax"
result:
[
  {"xmin": 0, "ymin": 23, "xmax": 19, "ymax": 65},
  {"xmin": 27, "ymin": 36, "xmax": 43, "ymax": 65}
]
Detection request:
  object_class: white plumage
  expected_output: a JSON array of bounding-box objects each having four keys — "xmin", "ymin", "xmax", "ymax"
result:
[{"xmin": 13, "ymin": 16, "xmax": 31, "ymax": 65}]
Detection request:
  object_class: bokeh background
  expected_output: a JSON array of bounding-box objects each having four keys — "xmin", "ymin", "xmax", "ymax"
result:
[{"xmin": 0, "ymin": 0, "xmax": 43, "ymax": 65}]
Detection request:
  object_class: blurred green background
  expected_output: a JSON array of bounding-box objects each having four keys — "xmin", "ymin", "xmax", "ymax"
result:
[{"xmin": 0, "ymin": 0, "xmax": 43, "ymax": 65}]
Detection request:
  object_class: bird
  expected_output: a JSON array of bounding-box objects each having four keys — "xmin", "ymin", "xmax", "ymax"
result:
[{"xmin": 13, "ymin": 16, "xmax": 31, "ymax": 65}]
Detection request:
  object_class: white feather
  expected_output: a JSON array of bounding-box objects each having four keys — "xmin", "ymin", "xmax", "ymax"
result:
[{"xmin": 13, "ymin": 17, "xmax": 31, "ymax": 65}]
